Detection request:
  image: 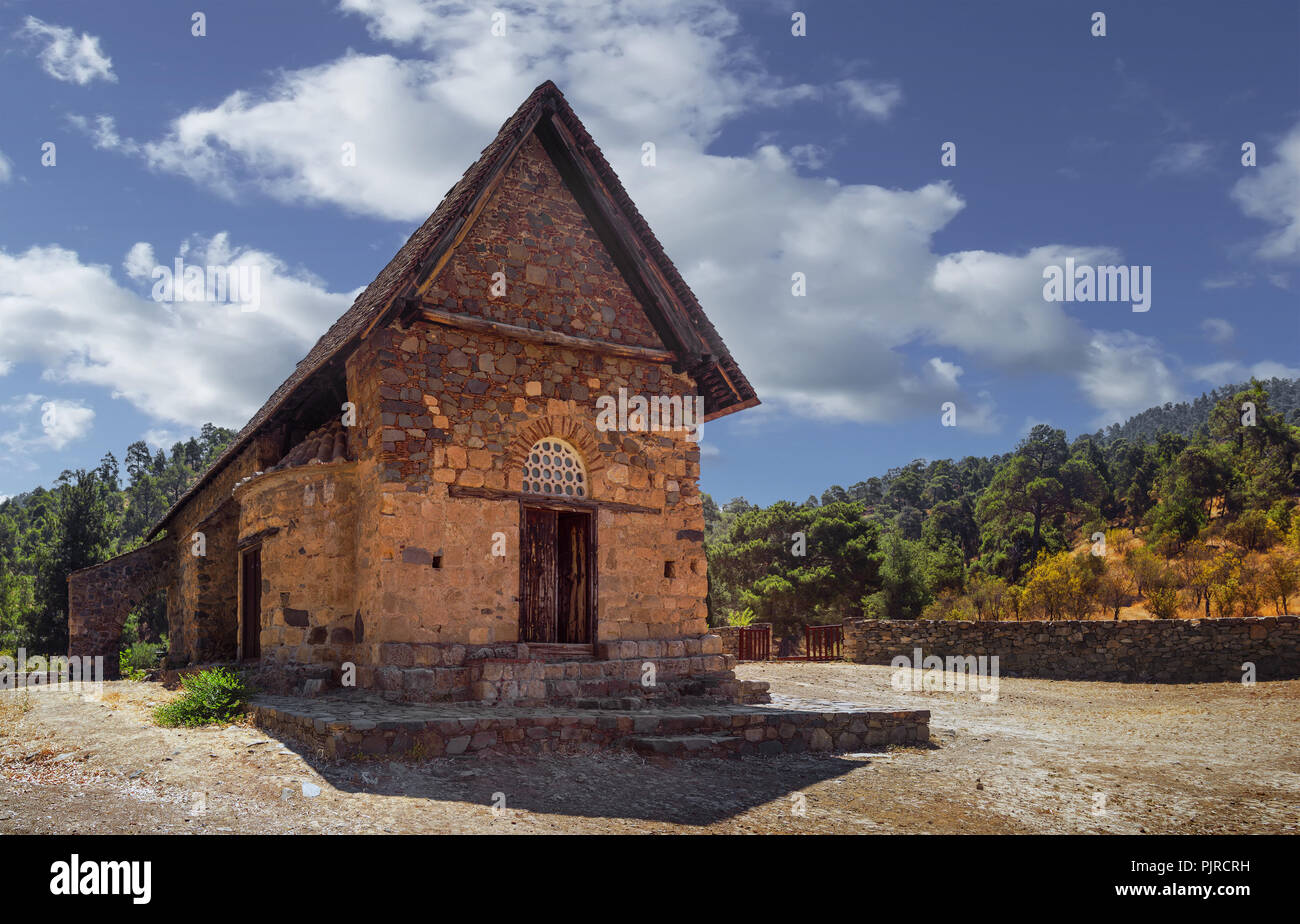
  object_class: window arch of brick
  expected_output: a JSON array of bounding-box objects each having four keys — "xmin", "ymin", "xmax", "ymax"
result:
[
  {"xmin": 521, "ymin": 437, "xmax": 588, "ymax": 499},
  {"xmin": 506, "ymin": 416, "xmax": 605, "ymax": 495}
]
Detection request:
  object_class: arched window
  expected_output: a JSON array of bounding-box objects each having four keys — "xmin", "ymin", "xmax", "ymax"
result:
[{"xmin": 522, "ymin": 437, "xmax": 587, "ymax": 499}]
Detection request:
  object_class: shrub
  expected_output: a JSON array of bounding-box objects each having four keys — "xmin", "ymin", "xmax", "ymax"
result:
[
  {"xmin": 861, "ymin": 590, "xmax": 887, "ymax": 619},
  {"xmin": 153, "ymin": 667, "xmax": 248, "ymax": 727},
  {"xmin": 1096, "ymin": 563, "xmax": 1135, "ymax": 621},
  {"xmin": 1022, "ymin": 550, "xmax": 1101, "ymax": 621},
  {"xmin": 1147, "ymin": 586, "xmax": 1180, "ymax": 620},
  {"xmin": 725, "ymin": 608, "xmax": 756, "ymax": 627},
  {"xmin": 921, "ymin": 591, "xmax": 976, "ymax": 621},
  {"xmin": 1261, "ymin": 547, "xmax": 1300, "ymax": 615},
  {"xmin": 968, "ymin": 573, "xmax": 1009, "ymax": 621},
  {"xmin": 119, "ymin": 642, "xmax": 164, "ymax": 680},
  {"xmin": 1225, "ymin": 509, "xmax": 1281, "ymax": 552},
  {"xmin": 1126, "ymin": 546, "xmax": 1168, "ymax": 596}
]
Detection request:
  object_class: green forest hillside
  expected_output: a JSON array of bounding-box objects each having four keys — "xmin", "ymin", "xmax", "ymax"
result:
[
  {"xmin": 706, "ymin": 379, "xmax": 1300, "ymax": 647},
  {"xmin": 1093, "ymin": 377, "xmax": 1300, "ymax": 444}
]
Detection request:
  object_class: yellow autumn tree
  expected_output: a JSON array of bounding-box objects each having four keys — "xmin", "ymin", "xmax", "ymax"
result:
[
  {"xmin": 1261, "ymin": 546, "xmax": 1300, "ymax": 615},
  {"xmin": 1022, "ymin": 551, "xmax": 1100, "ymax": 621},
  {"xmin": 1206, "ymin": 549, "xmax": 1244, "ymax": 617}
]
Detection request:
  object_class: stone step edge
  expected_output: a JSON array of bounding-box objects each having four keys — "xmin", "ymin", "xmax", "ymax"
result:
[
  {"xmin": 629, "ymin": 734, "xmax": 741, "ymax": 755},
  {"xmin": 366, "ymin": 636, "xmax": 728, "ymax": 669},
  {"xmin": 369, "ymin": 653, "xmax": 737, "ymax": 677},
  {"xmin": 248, "ymin": 701, "xmax": 931, "ymax": 759}
]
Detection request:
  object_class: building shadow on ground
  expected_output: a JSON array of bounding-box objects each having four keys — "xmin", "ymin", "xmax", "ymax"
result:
[{"xmin": 268, "ymin": 733, "xmax": 885, "ymax": 826}]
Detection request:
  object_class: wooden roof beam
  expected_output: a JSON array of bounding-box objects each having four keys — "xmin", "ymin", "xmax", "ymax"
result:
[{"xmin": 419, "ymin": 305, "xmax": 677, "ymax": 364}]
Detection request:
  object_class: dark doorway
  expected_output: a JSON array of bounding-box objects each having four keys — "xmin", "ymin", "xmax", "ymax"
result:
[
  {"xmin": 520, "ymin": 506, "xmax": 594, "ymax": 644},
  {"xmin": 240, "ymin": 546, "xmax": 261, "ymax": 660}
]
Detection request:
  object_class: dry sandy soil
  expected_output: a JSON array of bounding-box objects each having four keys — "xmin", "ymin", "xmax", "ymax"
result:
[{"xmin": 1, "ymin": 663, "xmax": 1295, "ymax": 834}]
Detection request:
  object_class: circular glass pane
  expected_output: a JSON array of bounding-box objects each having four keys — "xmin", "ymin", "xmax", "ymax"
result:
[{"xmin": 521, "ymin": 438, "xmax": 588, "ymax": 502}]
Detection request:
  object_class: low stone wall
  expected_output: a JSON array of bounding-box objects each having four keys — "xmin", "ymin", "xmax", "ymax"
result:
[
  {"xmin": 843, "ymin": 616, "xmax": 1300, "ymax": 682},
  {"xmin": 249, "ymin": 694, "xmax": 930, "ymax": 760},
  {"xmin": 713, "ymin": 626, "xmax": 740, "ymax": 657},
  {"xmin": 68, "ymin": 539, "xmax": 174, "ymax": 679}
]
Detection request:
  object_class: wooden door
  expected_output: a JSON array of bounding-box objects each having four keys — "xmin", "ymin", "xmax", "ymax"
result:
[
  {"xmin": 520, "ymin": 508, "xmax": 558, "ymax": 643},
  {"xmin": 520, "ymin": 506, "xmax": 594, "ymax": 644},
  {"xmin": 240, "ymin": 546, "xmax": 261, "ymax": 660},
  {"xmin": 556, "ymin": 511, "xmax": 589, "ymax": 643}
]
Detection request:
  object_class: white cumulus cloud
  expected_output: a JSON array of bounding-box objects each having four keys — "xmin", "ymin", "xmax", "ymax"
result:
[
  {"xmin": 0, "ymin": 395, "xmax": 95, "ymax": 456},
  {"xmin": 0, "ymin": 235, "xmax": 356, "ymax": 429},
  {"xmin": 1231, "ymin": 123, "xmax": 1300, "ymax": 261},
  {"xmin": 838, "ymin": 78, "xmax": 903, "ymax": 119},
  {"xmin": 123, "ymin": 242, "xmax": 157, "ymax": 280},
  {"xmin": 16, "ymin": 16, "xmax": 116, "ymax": 85},
  {"xmin": 1078, "ymin": 331, "xmax": 1180, "ymax": 426},
  {"xmin": 40, "ymin": 400, "xmax": 96, "ymax": 449}
]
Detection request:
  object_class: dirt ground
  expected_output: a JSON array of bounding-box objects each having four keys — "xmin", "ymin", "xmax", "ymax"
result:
[{"xmin": 1, "ymin": 662, "xmax": 1295, "ymax": 834}]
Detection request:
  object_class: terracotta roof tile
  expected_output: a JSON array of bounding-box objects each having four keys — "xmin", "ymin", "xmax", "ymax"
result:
[{"xmin": 268, "ymin": 418, "xmax": 349, "ymax": 470}]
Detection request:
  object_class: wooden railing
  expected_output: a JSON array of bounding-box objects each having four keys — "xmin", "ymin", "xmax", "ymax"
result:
[
  {"xmin": 737, "ymin": 625, "xmax": 771, "ymax": 661},
  {"xmin": 732, "ymin": 623, "xmax": 842, "ymax": 661},
  {"xmin": 805, "ymin": 623, "xmax": 843, "ymax": 661}
]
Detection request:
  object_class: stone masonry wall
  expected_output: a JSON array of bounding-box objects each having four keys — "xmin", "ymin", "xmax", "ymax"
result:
[
  {"xmin": 713, "ymin": 626, "xmax": 740, "ymax": 657},
  {"xmin": 351, "ymin": 319, "xmax": 707, "ymax": 647},
  {"xmin": 843, "ymin": 616, "xmax": 1300, "ymax": 682},
  {"xmin": 167, "ymin": 434, "xmax": 282, "ymax": 666},
  {"xmin": 424, "ymin": 134, "xmax": 664, "ymax": 351},
  {"xmin": 68, "ymin": 438, "xmax": 272, "ymax": 672},
  {"xmin": 234, "ymin": 462, "xmax": 359, "ymax": 670},
  {"xmin": 171, "ymin": 501, "xmax": 239, "ymax": 665},
  {"xmin": 67, "ymin": 539, "xmax": 174, "ymax": 678},
  {"xmin": 340, "ymin": 134, "xmax": 709, "ymax": 649}
]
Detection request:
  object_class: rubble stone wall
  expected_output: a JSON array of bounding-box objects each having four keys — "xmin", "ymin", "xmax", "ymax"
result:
[
  {"xmin": 171, "ymin": 500, "xmax": 240, "ymax": 665},
  {"xmin": 843, "ymin": 616, "xmax": 1300, "ymax": 682},
  {"xmin": 713, "ymin": 626, "xmax": 741, "ymax": 657},
  {"xmin": 67, "ymin": 540, "xmax": 174, "ymax": 678},
  {"xmin": 166, "ymin": 435, "xmax": 281, "ymax": 666},
  {"xmin": 234, "ymin": 462, "xmax": 359, "ymax": 671}
]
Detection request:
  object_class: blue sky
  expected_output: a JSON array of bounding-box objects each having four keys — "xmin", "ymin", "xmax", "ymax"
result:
[{"xmin": 0, "ymin": 0, "xmax": 1297, "ymax": 506}]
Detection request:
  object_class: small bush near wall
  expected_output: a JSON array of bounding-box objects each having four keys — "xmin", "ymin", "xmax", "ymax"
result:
[
  {"xmin": 119, "ymin": 641, "xmax": 165, "ymax": 680},
  {"xmin": 153, "ymin": 667, "xmax": 249, "ymax": 726}
]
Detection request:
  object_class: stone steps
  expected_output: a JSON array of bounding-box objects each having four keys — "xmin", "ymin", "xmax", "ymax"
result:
[
  {"xmin": 261, "ymin": 650, "xmax": 771, "ymax": 708},
  {"xmin": 574, "ymin": 696, "xmax": 654, "ymax": 710},
  {"xmin": 541, "ymin": 658, "xmax": 770, "ymax": 706},
  {"xmin": 629, "ymin": 733, "xmax": 742, "ymax": 758},
  {"xmin": 249, "ymin": 693, "xmax": 930, "ymax": 760},
  {"xmin": 526, "ymin": 643, "xmax": 595, "ymax": 662}
]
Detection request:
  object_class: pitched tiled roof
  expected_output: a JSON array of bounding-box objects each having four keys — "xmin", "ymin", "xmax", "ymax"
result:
[{"xmin": 148, "ymin": 80, "xmax": 757, "ymax": 539}]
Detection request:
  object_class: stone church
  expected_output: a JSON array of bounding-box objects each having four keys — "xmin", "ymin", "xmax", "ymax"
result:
[{"xmin": 68, "ymin": 81, "xmax": 761, "ymax": 706}]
